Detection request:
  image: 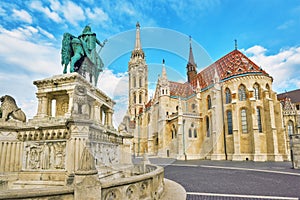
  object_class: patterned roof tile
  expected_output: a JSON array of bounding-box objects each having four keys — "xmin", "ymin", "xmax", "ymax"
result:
[{"xmin": 190, "ymin": 50, "xmax": 269, "ymax": 89}]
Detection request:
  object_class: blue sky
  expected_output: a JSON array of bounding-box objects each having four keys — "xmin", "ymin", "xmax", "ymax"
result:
[{"xmin": 1, "ymin": 0, "xmax": 300, "ymax": 125}]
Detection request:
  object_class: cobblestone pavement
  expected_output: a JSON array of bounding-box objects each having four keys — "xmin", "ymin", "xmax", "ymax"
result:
[{"xmin": 133, "ymin": 157, "xmax": 300, "ymax": 200}]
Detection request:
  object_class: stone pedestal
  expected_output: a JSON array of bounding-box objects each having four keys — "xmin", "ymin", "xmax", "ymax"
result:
[{"xmin": 74, "ymin": 173, "xmax": 101, "ymax": 200}]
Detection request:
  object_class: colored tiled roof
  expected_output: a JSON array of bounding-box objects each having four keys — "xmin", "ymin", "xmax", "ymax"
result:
[
  {"xmin": 190, "ymin": 50, "xmax": 269, "ymax": 89},
  {"xmin": 277, "ymin": 89, "xmax": 300, "ymax": 103},
  {"xmin": 169, "ymin": 81, "xmax": 194, "ymax": 98},
  {"xmin": 145, "ymin": 99, "xmax": 152, "ymax": 109}
]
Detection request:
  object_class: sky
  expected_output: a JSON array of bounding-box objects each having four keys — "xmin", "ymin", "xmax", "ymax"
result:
[{"xmin": 1, "ymin": 0, "xmax": 300, "ymax": 126}]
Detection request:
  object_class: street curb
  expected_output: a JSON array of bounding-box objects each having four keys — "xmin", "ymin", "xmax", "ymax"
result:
[{"xmin": 161, "ymin": 178, "xmax": 186, "ymax": 200}]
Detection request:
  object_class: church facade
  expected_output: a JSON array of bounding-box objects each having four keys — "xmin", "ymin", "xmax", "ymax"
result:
[{"xmin": 120, "ymin": 23, "xmax": 290, "ymax": 161}]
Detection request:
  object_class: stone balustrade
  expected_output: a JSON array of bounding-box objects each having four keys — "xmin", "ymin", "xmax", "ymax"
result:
[
  {"xmin": 101, "ymin": 164, "xmax": 164, "ymax": 200},
  {"xmin": 0, "ymin": 164, "xmax": 164, "ymax": 200}
]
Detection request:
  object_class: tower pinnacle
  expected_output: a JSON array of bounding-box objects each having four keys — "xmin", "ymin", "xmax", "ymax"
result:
[
  {"xmin": 135, "ymin": 22, "xmax": 141, "ymax": 50},
  {"xmin": 234, "ymin": 39, "xmax": 238, "ymax": 50},
  {"xmin": 188, "ymin": 36, "xmax": 196, "ymax": 65},
  {"xmin": 131, "ymin": 22, "xmax": 144, "ymax": 59},
  {"xmin": 186, "ymin": 36, "xmax": 197, "ymax": 83}
]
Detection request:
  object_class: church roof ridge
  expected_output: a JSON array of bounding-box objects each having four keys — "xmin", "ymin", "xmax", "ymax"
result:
[{"xmin": 190, "ymin": 49, "xmax": 270, "ymax": 89}]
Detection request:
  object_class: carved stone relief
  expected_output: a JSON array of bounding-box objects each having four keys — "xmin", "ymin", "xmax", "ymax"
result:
[
  {"xmin": 91, "ymin": 142, "xmax": 119, "ymax": 166},
  {"xmin": 72, "ymin": 85, "xmax": 89, "ymax": 116},
  {"xmin": 24, "ymin": 141, "xmax": 66, "ymax": 170}
]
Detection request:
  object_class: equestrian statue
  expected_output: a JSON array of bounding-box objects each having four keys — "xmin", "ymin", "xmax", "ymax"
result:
[{"xmin": 61, "ymin": 25, "xmax": 107, "ymax": 85}]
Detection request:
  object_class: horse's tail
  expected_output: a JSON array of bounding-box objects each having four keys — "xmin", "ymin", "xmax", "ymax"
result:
[{"xmin": 61, "ymin": 33, "xmax": 74, "ymax": 67}]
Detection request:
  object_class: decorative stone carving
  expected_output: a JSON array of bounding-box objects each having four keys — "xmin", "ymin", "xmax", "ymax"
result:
[
  {"xmin": 126, "ymin": 185, "xmax": 137, "ymax": 200},
  {"xmin": 17, "ymin": 129, "xmax": 69, "ymax": 141},
  {"xmin": 91, "ymin": 142, "xmax": 119, "ymax": 166},
  {"xmin": 0, "ymin": 95, "xmax": 26, "ymax": 122},
  {"xmin": 24, "ymin": 141, "xmax": 66, "ymax": 170},
  {"xmin": 105, "ymin": 189, "xmax": 120, "ymax": 200},
  {"xmin": 72, "ymin": 85, "xmax": 89, "ymax": 117},
  {"xmin": 78, "ymin": 146, "xmax": 96, "ymax": 173}
]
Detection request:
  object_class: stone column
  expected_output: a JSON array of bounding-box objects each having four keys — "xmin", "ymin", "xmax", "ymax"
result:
[
  {"xmin": 94, "ymin": 102, "xmax": 102, "ymax": 123},
  {"xmin": 66, "ymin": 90, "xmax": 74, "ymax": 117},
  {"xmin": 15, "ymin": 142, "xmax": 21, "ymax": 171},
  {"xmin": 107, "ymin": 109, "xmax": 113, "ymax": 127},
  {"xmin": 5, "ymin": 142, "xmax": 10, "ymax": 172},
  {"xmin": 269, "ymin": 99, "xmax": 283, "ymax": 161},
  {"xmin": 36, "ymin": 93, "xmax": 49, "ymax": 117},
  {"xmin": 232, "ymin": 102, "xmax": 242, "ymax": 161},
  {"xmin": 211, "ymin": 87, "xmax": 226, "ymax": 160},
  {"xmin": 0, "ymin": 142, "xmax": 4, "ymax": 172},
  {"xmin": 10, "ymin": 142, "xmax": 16, "ymax": 172},
  {"xmin": 66, "ymin": 138, "xmax": 75, "ymax": 173}
]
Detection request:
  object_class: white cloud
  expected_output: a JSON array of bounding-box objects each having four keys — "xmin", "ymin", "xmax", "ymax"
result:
[
  {"xmin": 167, "ymin": 0, "xmax": 220, "ymax": 20},
  {"xmin": 49, "ymin": 0, "xmax": 61, "ymax": 11},
  {"xmin": 277, "ymin": 20, "xmax": 295, "ymax": 30},
  {"xmin": 0, "ymin": 26, "xmax": 38, "ymax": 40},
  {"xmin": 62, "ymin": 1, "xmax": 86, "ymax": 26},
  {"xmin": 37, "ymin": 26, "xmax": 55, "ymax": 40},
  {"xmin": 115, "ymin": 1, "xmax": 136, "ymax": 16},
  {"xmin": 0, "ymin": 29, "xmax": 61, "ymax": 75},
  {"xmin": 0, "ymin": 5, "xmax": 6, "ymax": 16},
  {"xmin": 97, "ymin": 69, "xmax": 129, "ymax": 126},
  {"xmin": 97, "ymin": 69, "xmax": 128, "ymax": 97},
  {"xmin": 12, "ymin": 9, "xmax": 32, "ymax": 24},
  {"xmin": 0, "ymin": 72, "xmax": 37, "ymax": 119},
  {"xmin": 30, "ymin": 1, "xmax": 62, "ymax": 23},
  {"xmin": 243, "ymin": 45, "xmax": 300, "ymax": 92},
  {"xmin": 86, "ymin": 7, "xmax": 109, "ymax": 22}
]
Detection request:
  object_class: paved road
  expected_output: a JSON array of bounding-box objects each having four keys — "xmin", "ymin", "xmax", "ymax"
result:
[{"xmin": 135, "ymin": 158, "xmax": 300, "ymax": 200}]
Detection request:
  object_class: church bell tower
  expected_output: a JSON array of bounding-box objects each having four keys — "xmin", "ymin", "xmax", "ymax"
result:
[{"xmin": 128, "ymin": 22, "xmax": 148, "ymax": 119}]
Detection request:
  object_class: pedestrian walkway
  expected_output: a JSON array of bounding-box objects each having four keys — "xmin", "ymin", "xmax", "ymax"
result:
[
  {"xmin": 133, "ymin": 157, "xmax": 300, "ymax": 200},
  {"xmin": 186, "ymin": 193, "xmax": 298, "ymax": 200}
]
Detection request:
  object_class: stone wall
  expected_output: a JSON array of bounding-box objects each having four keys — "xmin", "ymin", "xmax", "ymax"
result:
[{"xmin": 290, "ymin": 134, "xmax": 300, "ymax": 169}]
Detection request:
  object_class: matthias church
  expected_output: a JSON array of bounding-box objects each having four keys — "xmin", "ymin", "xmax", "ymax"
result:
[{"xmin": 120, "ymin": 23, "xmax": 292, "ymax": 161}]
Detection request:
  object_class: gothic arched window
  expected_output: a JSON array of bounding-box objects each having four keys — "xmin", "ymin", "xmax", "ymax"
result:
[
  {"xmin": 241, "ymin": 108, "xmax": 248, "ymax": 133},
  {"xmin": 133, "ymin": 77, "xmax": 136, "ymax": 88},
  {"xmin": 188, "ymin": 129, "xmax": 192, "ymax": 138},
  {"xmin": 139, "ymin": 77, "xmax": 142, "ymax": 87},
  {"xmin": 257, "ymin": 107, "xmax": 262, "ymax": 132},
  {"xmin": 225, "ymin": 88, "xmax": 232, "ymax": 104},
  {"xmin": 206, "ymin": 116, "xmax": 210, "ymax": 137},
  {"xmin": 238, "ymin": 84, "xmax": 247, "ymax": 101},
  {"xmin": 207, "ymin": 95, "xmax": 212, "ymax": 110},
  {"xmin": 227, "ymin": 110, "xmax": 233, "ymax": 134},
  {"xmin": 266, "ymin": 84, "xmax": 270, "ymax": 98},
  {"xmin": 139, "ymin": 93, "xmax": 142, "ymax": 104},
  {"xmin": 288, "ymin": 120, "xmax": 294, "ymax": 135},
  {"xmin": 253, "ymin": 83, "xmax": 260, "ymax": 100},
  {"xmin": 133, "ymin": 92, "xmax": 136, "ymax": 103}
]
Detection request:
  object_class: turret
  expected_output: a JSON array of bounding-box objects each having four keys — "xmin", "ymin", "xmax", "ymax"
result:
[{"xmin": 158, "ymin": 59, "xmax": 170, "ymax": 97}]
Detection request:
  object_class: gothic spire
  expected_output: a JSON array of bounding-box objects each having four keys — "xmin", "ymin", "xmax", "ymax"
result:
[
  {"xmin": 131, "ymin": 22, "xmax": 144, "ymax": 59},
  {"xmin": 188, "ymin": 36, "xmax": 196, "ymax": 65},
  {"xmin": 234, "ymin": 39, "xmax": 238, "ymax": 50},
  {"xmin": 135, "ymin": 22, "xmax": 141, "ymax": 50},
  {"xmin": 162, "ymin": 59, "xmax": 167, "ymax": 79},
  {"xmin": 186, "ymin": 36, "xmax": 197, "ymax": 83}
]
